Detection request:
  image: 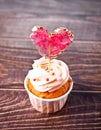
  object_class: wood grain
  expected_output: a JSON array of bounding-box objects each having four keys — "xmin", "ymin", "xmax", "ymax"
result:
[
  {"xmin": 0, "ymin": 0, "xmax": 101, "ymax": 129},
  {"xmin": 0, "ymin": 0, "xmax": 101, "ymax": 41},
  {"xmin": 0, "ymin": 16, "xmax": 101, "ymax": 41},
  {"xmin": 0, "ymin": 90, "xmax": 101, "ymax": 130}
]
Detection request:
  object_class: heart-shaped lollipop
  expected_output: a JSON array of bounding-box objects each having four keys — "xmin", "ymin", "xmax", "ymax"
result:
[{"xmin": 30, "ymin": 26, "xmax": 74, "ymax": 59}]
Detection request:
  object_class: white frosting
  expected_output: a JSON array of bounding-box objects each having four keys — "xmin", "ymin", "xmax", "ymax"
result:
[{"xmin": 28, "ymin": 57, "xmax": 69, "ymax": 92}]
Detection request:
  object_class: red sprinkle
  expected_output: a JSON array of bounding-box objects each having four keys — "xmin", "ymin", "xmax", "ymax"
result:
[
  {"xmin": 46, "ymin": 78, "xmax": 49, "ymax": 81},
  {"xmin": 52, "ymin": 72, "xmax": 55, "ymax": 75},
  {"xmin": 46, "ymin": 67, "xmax": 48, "ymax": 70},
  {"xmin": 33, "ymin": 78, "xmax": 36, "ymax": 81}
]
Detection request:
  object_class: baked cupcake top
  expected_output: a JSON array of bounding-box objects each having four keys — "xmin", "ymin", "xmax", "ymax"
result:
[{"xmin": 28, "ymin": 57, "xmax": 69, "ymax": 92}]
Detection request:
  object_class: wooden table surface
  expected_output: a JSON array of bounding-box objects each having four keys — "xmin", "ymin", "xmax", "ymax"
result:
[{"xmin": 0, "ymin": 0, "xmax": 101, "ymax": 129}]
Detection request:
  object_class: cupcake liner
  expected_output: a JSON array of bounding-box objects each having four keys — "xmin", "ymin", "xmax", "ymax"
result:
[{"xmin": 24, "ymin": 76, "xmax": 73, "ymax": 113}]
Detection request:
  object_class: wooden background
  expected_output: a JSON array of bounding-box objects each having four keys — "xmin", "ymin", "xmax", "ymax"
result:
[{"xmin": 0, "ymin": 0, "xmax": 101, "ymax": 129}]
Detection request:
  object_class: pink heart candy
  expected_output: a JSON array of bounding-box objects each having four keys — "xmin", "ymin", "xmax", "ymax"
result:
[{"xmin": 30, "ymin": 26, "xmax": 74, "ymax": 59}]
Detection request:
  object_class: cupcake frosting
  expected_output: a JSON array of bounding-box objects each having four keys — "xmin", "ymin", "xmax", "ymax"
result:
[{"xmin": 28, "ymin": 57, "xmax": 69, "ymax": 92}]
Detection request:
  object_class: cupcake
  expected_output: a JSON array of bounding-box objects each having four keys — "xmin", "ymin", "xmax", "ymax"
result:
[{"xmin": 24, "ymin": 26, "xmax": 74, "ymax": 113}]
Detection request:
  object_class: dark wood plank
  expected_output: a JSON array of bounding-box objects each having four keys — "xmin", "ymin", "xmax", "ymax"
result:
[
  {"xmin": 0, "ymin": 16, "xmax": 101, "ymax": 41},
  {"xmin": 0, "ymin": 0, "xmax": 101, "ymax": 16},
  {"xmin": 0, "ymin": 0, "xmax": 101, "ymax": 41},
  {"xmin": 0, "ymin": 90, "xmax": 101, "ymax": 130}
]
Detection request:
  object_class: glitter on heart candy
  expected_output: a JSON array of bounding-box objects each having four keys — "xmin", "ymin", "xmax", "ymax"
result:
[{"xmin": 30, "ymin": 26, "xmax": 74, "ymax": 59}]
